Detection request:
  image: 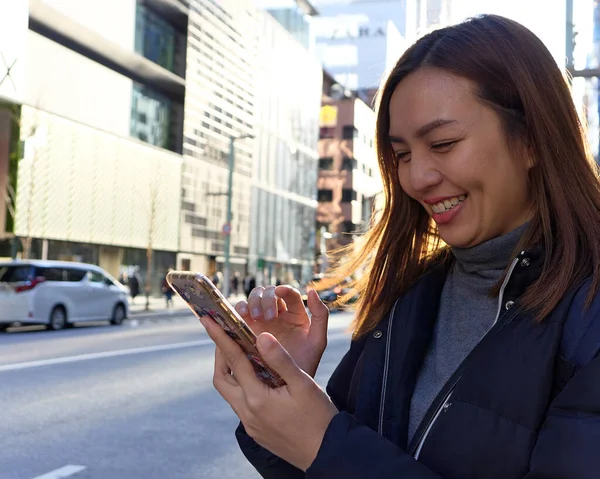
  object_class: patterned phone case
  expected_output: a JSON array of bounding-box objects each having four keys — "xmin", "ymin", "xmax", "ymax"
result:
[{"xmin": 166, "ymin": 271, "xmax": 286, "ymax": 388}]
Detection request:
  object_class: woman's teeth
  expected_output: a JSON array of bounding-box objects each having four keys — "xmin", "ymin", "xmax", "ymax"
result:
[{"xmin": 431, "ymin": 195, "xmax": 466, "ymax": 214}]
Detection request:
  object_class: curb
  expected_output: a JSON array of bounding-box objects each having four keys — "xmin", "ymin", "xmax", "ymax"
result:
[{"xmin": 129, "ymin": 309, "xmax": 192, "ymax": 319}]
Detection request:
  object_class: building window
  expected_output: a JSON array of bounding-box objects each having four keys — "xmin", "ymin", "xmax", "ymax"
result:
[
  {"xmin": 135, "ymin": 4, "xmax": 176, "ymax": 72},
  {"xmin": 318, "ymin": 157, "xmax": 334, "ymax": 170},
  {"xmin": 342, "ymin": 220, "xmax": 355, "ymax": 233},
  {"xmin": 341, "ymin": 156, "xmax": 357, "ymax": 170},
  {"xmin": 341, "ymin": 189, "xmax": 357, "ymax": 202},
  {"xmin": 317, "ymin": 189, "xmax": 333, "ymax": 202},
  {"xmin": 319, "ymin": 127, "xmax": 335, "ymax": 139},
  {"xmin": 131, "ymin": 84, "xmax": 172, "ymax": 150},
  {"xmin": 342, "ymin": 125, "xmax": 358, "ymax": 140}
]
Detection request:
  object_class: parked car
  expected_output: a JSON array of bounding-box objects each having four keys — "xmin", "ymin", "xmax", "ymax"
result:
[
  {"xmin": 0, "ymin": 260, "xmax": 129, "ymax": 331},
  {"xmin": 302, "ymin": 275, "xmax": 358, "ymax": 310}
]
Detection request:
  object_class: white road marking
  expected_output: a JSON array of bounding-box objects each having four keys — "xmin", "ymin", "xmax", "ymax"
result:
[
  {"xmin": 0, "ymin": 340, "xmax": 212, "ymax": 372},
  {"xmin": 30, "ymin": 464, "xmax": 87, "ymax": 479},
  {"xmin": 0, "ymin": 328, "xmax": 351, "ymax": 373}
]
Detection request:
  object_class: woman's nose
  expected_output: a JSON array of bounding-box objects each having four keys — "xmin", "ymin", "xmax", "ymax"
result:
[{"xmin": 409, "ymin": 155, "xmax": 443, "ymax": 192}]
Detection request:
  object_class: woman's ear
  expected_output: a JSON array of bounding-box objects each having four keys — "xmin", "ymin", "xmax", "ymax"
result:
[
  {"xmin": 526, "ymin": 151, "xmax": 535, "ymax": 170},
  {"xmin": 522, "ymin": 142, "xmax": 535, "ymax": 170}
]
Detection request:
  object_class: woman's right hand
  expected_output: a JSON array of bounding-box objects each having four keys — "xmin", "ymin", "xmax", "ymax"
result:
[{"xmin": 235, "ymin": 285, "xmax": 329, "ymax": 378}]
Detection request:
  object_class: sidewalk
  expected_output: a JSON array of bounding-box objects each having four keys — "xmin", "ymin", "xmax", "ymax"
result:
[{"xmin": 128, "ymin": 293, "xmax": 248, "ymax": 316}]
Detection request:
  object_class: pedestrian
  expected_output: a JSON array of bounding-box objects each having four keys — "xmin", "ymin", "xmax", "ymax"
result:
[
  {"xmin": 212, "ymin": 271, "xmax": 223, "ymax": 290},
  {"xmin": 231, "ymin": 271, "xmax": 240, "ymax": 296},
  {"xmin": 198, "ymin": 15, "xmax": 600, "ymax": 477},
  {"xmin": 162, "ymin": 268, "xmax": 174, "ymax": 308},
  {"xmin": 243, "ymin": 274, "xmax": 256, "ymax": 299},
  {"xmin": 128, "ymin": 268, "xmax": 140, "ymax": 304}
]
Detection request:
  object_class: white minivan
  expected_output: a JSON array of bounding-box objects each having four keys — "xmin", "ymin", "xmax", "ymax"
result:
[{"xmin": 0, "ymin": 260, "xmax": 129, "ymax": 331}]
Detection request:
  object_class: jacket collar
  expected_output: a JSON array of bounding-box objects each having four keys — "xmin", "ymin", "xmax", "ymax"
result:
[{"xmin": 503, "ymin": 246, "xmax": 544, "ymax": 302}]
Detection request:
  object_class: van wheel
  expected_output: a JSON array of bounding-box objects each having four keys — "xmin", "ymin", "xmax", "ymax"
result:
[
  {"xmin": 48, "ymin": 306, "xmax": 67, "ymax": 331},
  {"xmin": 110, "ymin": 304, "xmax": 126, "ymax": 326}
]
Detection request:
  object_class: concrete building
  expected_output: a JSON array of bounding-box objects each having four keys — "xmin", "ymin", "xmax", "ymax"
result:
[
  {"xmin": 0, "ymin": 0, "xmax": 323, "ymax": 291},
  {"xmin": 311, "ymin": 0, "xmax": 409, "ymax": 92},
  {"xmin": 247, "ymin": 0, "xmax": 322, "ymax": 285},
  {"xmin": 177, "ymin": 0, "xmax": 256, "ymax": 280},
  {"xmin": 309, "ymin": 0, "xmax": 460, "ymax": 94},
  {"xmin": 0, "ymin": 0, "xmax": 187, "ymax": 293},
  {"xmin": 316, "ymin": 71, "xmax": 382, "ymax": 271},
  {"xmin": 169, "ymin": 0, "xmax": 323, "ymax": 286}
]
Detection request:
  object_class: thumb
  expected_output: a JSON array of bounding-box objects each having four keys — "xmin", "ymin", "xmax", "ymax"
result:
[
  {"xmin": 307, "ymin": 289, "xmax": 329, "ymax": 342},
  {"xmin": 256, "ymin": 333, "xmax": 307, "ymax": 386}
]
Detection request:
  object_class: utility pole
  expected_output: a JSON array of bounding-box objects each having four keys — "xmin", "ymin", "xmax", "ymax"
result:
[{"xmin": 223, "ymin": 134, "xmax": 253, "ymax": 299}]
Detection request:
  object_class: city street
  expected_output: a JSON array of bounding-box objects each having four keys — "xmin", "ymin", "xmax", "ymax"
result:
[{"xmin": 0, "ymin": 310, "xmax": 354, "ymax": 479}]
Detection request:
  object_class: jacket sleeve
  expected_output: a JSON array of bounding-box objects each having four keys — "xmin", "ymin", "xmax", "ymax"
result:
[
  {"xmin": 524, "ymin": 352, "xmax": 600, "ymax": 478},
  {"xmin": 235, "ymin": 422, "xmax": 305, "ymax": 479},
  {"xmin": 235, "ymin": 338, "xmax": 364, "ymax": 478}
]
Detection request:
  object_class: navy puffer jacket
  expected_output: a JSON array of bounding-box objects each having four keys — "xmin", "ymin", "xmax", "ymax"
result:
[{"xmin": 237, "ymin": 248, "xmax": 600, "ymax": 478}]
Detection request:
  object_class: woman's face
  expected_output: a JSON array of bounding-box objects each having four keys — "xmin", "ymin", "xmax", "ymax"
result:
[{"xmin": 389, "ymin": 67, "xmax": 533, "ymax": 248}]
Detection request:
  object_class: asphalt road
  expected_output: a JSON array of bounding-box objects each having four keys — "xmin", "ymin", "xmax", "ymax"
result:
[{"xmin": 0, "ymin": 311, "xmax": 354, "ymax": 479}]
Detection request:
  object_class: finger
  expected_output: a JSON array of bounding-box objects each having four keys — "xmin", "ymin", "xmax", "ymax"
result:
[
  {"xmin": 214, "ymin": 347, "xmax": 246, "ymax": 418},
  {"xmin": 247, "ymin": 286, "xmax": 265, "ymax": 321},
  {"xmin": 200, "ymin": 315, "xmax": 262, "ymax": 392},
  {"xmin": 235, "ymin": 300, "xmax": 251, "ymax": 321},
  {"xmin": 307, "ymin": 290, "xmax": 329, "ymax": 345},
  {"xmin": 214, "ymin": 346, "xmax": 235, "ymax": 381},
  {"xmin": 256, "ymin": 332, "xmax": 310, "ymax": 390},
  {"xmin": 276, "ymin": 296, "xmax": 288, "ymax": 314},
  {"xmin": 274, "ymin": 285, "xmax": 307, "ymax": 316},
  {"xmin": 261, "ymin": 286, "xmax": 279, "ymax": 321}
]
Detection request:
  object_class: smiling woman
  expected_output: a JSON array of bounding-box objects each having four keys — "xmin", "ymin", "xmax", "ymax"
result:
[
  {"xmin": 388, "ymin": 69, "xmax": 533, "ymax": 247},
  {"xmin": 218, "ymin": 14, "xmax": 600, "ymax": 479}
]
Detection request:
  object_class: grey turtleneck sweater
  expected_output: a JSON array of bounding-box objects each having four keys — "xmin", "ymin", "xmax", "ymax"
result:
[{"xmin": 407, "ymin": 223, "xmax": 528, "ymax": 442}]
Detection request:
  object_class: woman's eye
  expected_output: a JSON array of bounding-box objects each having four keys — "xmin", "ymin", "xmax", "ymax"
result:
[
  {"xmin": 432, "ymin": 140, "xmax": 457, "ymax": 152},
  {"xmin": 394, "ymin": 151, "xmax": 410, "ymax": 162}
]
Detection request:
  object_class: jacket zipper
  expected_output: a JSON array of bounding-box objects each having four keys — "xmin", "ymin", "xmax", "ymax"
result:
[
  {"xmin": 410, "ymin": 257, "xmax": 520, "ymax": 459},
  {"xmin": 378, "ymin": 299, "xmax": 399, "ymax": 435},
  {"xmin": 414, "ymin": 389, "xmax": 455, "ymax": 459}
]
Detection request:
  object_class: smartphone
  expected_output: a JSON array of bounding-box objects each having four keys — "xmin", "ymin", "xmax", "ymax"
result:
[{"xmin": 166, "ymin": 271, "xmax": 286, "ymax": 388}]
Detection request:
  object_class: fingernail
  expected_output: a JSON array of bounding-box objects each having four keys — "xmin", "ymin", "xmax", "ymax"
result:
[
  {"xmin": 257, "ymin": 333, "xmax": 276, "ymax": 350},
  {"xmin": 239, "ymin": 304, "xmax": 248, "ymax": 314},
  {"xmin": 265, "ymin": 308, "xmax": 276, "ymax": 320},
  {"xmin": 252, "ymin": 308, "xmax": 261, "ymax": 318}
]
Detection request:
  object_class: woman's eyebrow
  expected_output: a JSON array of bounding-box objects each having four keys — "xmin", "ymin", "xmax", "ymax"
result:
[{"xmin": 388, "ymin": 118, "xmax": 457, "ymax": 143}]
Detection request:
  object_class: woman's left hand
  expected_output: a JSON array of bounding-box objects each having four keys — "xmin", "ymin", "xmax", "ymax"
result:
[{"xmin": 199, "ymin": 314, "xmax": 338, "ymax": 472}]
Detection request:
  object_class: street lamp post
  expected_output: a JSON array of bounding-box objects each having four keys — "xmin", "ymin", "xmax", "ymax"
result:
[{"xmin": 223, "ymin": 134, "xmax": 253, "ymax": 299}]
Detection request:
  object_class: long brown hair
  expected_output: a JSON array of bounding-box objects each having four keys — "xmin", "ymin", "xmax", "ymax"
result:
[{"xmin": 326, "ymin": 14, "xmax": 600, "ymax": 339}]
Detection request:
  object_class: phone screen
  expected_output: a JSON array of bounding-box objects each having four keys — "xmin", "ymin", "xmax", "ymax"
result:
[{"xmin": 167, "ymin": 271, "xmax": 286, "ymax": 388}]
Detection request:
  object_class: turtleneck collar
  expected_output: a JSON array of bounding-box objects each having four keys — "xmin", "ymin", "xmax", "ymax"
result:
[{"xmin": 451, "ymin": 222, "xmax": 529, "ymax": 278}]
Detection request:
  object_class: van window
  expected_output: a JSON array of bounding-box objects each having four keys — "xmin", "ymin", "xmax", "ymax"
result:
[
  {"xmin": 65, "ymin": 269, "xmax": 86, "ymax": 282},
  {"xmin": 0, "ymin": 265, "xmax": 35, "ymax": 282},
  {"xmin": 88, "ymin": 271, "xmax": 104, "ymax": 283},
  {"xmin": 39, "ymin": 268, "xmax": 65, "ymax": 281}
]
